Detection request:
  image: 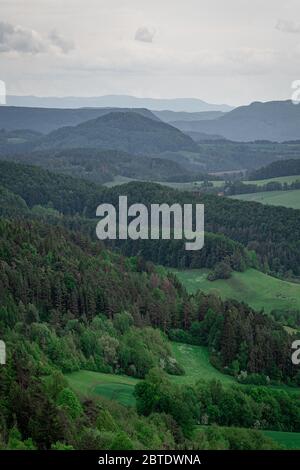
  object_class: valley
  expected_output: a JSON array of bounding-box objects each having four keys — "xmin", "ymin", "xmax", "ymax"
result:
[{"xmin": 1, "ymin": 100, "xmax": 300, "ymax": 452}]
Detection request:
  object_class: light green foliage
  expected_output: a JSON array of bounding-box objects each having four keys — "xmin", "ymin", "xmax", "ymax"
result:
[
  {"xmin": 172, "ymin": 268, "xmax": 300, "ymax": 314},
  {"xmin": 56, "ymin": 387, "xmax": 83, "ymax": 419}
]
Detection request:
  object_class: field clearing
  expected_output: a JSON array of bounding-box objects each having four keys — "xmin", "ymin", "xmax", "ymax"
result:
[
  {"xmin": 170, "ymin": 343, "xmax": 235, "ymax": 385},
  {"xmin": 246, "ymin": 175, "xmax": 300, "ymax": 186},
  {"xmin": 230, "ymin": 189, "xmax": 300, "ymax": 209},
  {"xmin": 171, "ymin": 268, "xmax": 300, "ymax": 314},
  {"xmin": 157, "ymin": 180, "xmax": 224, "ymax": 190},
  {"xmin": 104, "ymin": 176, "xmax": 224, "ymax": 190},
  {"xmin": 66, "ymin": 340, "xmax": 298, "ymax": 408},
  {"xmin": 263, "ymin": 430, "xmax": 300, "ymax": 450},
  {"xmin": 66, "ymin": 370, "xmax": 138, "ymax": 406},
  {"xmin": 104, "ymin": 176, "xmax": 135, "ymax": 187},
  {"xmin": 66, "ymin": 344, "xmax": 236, "ymax": 406}
]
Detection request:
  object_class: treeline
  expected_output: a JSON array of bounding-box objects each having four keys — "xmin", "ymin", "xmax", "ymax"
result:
[
  {"xmin": 135, "ymin": 370, "xmax": 300, "ymax": 437},
  {"xmin": 225, "ymin": 179, "xmax": 300, "ymax": 196},
  {"xmin": 0, "ymin": 148, "xmax": 197, "ymax": 185},
  {"xmin": 250, "ymin": 158, "xmax": 300, "ymax": 180},
  {"xmin": 109, "ymin": 233, "xmax": 254, "ymax": 273}
]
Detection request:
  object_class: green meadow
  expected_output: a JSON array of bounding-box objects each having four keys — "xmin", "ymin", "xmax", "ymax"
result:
[
  {"xmin": 263, "ymin": 430, "xmax": 300, "ymax": 450},
  {"xmin": 66, "ymin": 343, "xmax": 236, "ymax": 407},
  {"xmin": 230, "ymin": 189, "xmax": 300, "ymax": 209},
  {"xmin": 171, "ymin": 268, "xmax": 300, "ymax": 314},
  {"xmin": 246, "ymin": 175, "xmax": 300, "ymax": 186},
  {"xmin": 66, "ymin": 370, "xmax": 138, "ymax": 406}
]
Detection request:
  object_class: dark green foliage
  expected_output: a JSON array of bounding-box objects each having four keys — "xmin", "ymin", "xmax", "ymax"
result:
[
  {"xmin": 207, "ymin": 261, "xmax": 233, "ymax": 281},
  {"xmin": 103, "ymin": 181, "xmax": 300, "ymax": 277},
  {"xmin": 37, "ymin": 111, "xmax": 199, "ymax": 155},
  {"xmin": 250, "ymin": 159, "xmax": 300, "ymax": 180},
  {"xmin": 0, "ymin": 160, "xmax": 104, "ymax": 215}
]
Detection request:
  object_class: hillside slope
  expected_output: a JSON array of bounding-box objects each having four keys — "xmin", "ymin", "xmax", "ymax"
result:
[
  {"xmin": 174, "ymin": 100, "xmax": 300, "ymax": 142},
  {"xmin": 0, "ymin": 106, "xmax": 160, "ymax": 134},
  {"xmin": 37, "ymin": 111, "xmax": 199, "ymax": 155}
]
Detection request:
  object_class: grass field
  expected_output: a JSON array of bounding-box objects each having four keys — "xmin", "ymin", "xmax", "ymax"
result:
[
  {"xmin": 263, "ymin": 430, "xmax": 300, "ymax": 450},
  {"xmin": 246, "ymin": 175, "xmax": 300, "ymax": 186},
  {"xmin": 66, "ymin": 370, "xmax": 138, "ymax": 406},
  {"xmin": 171, "ymin": 268, "xmax": 300, "ymax": 314},
  {"xmin": 157, "ymin": 180, "xmax": 224, "ymax": 191},
  {"xmin": 104, "ymin": 176, "xmax": 224, "ymax": 190},
  {"xmin": 66, "ymin": 343, "xmax": 236, "ymax": 406},
  {"xmin": 170, "ymin": 343, "xmax": 235, "ymax": 385},
  {"xmin": 230, "ymin": 189, "xmax": 300, "ymax": 209},
  {"xmin": 104, "ymin": 176, "xmax": 135, "ymax": 187},
  {"xmin": 66, "ymin": 338, "xmax": 298, "ymax": 407}
]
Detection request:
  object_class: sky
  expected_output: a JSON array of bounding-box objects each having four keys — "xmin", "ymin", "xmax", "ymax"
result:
[{"xmin": 1, "ymin": 0, "xmax": 300, "ymax": 105}]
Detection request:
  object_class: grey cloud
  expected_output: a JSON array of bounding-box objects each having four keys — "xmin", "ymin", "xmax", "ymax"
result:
[
  {"xmin": 0, "ymin": 21, "xmax": 46, "ymax": 53},
  {"xmin": 275, "ymin": 19, "xmax": 300, "ymax": 34},
  {"xmin": 48, "ymin": 30, "xmax": 74, "ymax": 53},
  {"xmin": 0, "ymin": 21, "xmax": 74, "ymax": 54},
  {"xmin": 134, "ymin": 27, "xmax": 155, "ymax": 43}
]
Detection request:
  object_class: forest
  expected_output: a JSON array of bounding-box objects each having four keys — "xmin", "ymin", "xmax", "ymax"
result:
[
  {"xmin": 0, "ymin": 197, "xmax": 299, "ymax": 449},
  {"xmin": 0, "ymin": 159, "xmax": 300, "ymax": 450}
]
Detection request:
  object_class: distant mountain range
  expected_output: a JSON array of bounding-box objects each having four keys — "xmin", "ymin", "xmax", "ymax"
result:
[
  {"xmin": 173, "ymin": 100, "xmax": 300, "ymax": 142},
  {"xmin": 3, "ymin": 99, "xmax": 300, "ymax": 143},
  {"xmin": 153, "ymin": 110, "xmax": 225, "ymax": 123},
  {"xmin": 5, "ymin": 94, "xmax": 233, "ymax": 112}
]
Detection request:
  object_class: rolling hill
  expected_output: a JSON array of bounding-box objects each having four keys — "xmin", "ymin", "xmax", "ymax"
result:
[
  {"xmin": 173, "ymin": 100, "xmax": 300, "ymax": 142},
  {"xmin": 0, "ymin": 147, "xmax": 196, "ymax": 184},
  {"xmin": 37, "ymin": 111, "xmax": 199, "ymax": 155},
  {"xmin": 0, "ymin": 105, "xmax": 160, "ymax": 134},
  {"xmin": 249, "ymin": 159, "xmax": 300, "ymax": 180}
]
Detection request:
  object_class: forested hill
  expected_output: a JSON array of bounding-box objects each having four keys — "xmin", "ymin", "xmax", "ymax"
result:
[
  {"xmin": 0, "ymin": 215, "xmax": 298, "ymax": 449},
  {"xmin": 0, "ymin": 160, "xmax": 104, "ymax": 215},
  {"xmin": 0, "ymin": 160, "xmax": 299, "ymax": 277},
  {"xmin": 0, "ymin": 147, "xmax": 202, "ymax": 185},
  {"xmin": 1, "ymin": 166, "xmax": 300, "ymax": 449},
  {"xmin": 101, "ymin": 182, "xmax": 300, "ymax": 276},
  {"xmin": 174, "ymin": 100, "xmax": 300, "ymax": 142},
  {"xmin": 36, "ymin": 111, "xmax": 199, "ymax": 155},
  {"xmin": 250, "ymin": 159, "xmax": 300, "ymax": 180},
  {"xmin": 0, "ymin": 217, "xmax": 296, "ymax": 383}
]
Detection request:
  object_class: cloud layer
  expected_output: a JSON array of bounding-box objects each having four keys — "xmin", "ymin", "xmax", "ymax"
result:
[{"xmin": 0, "ymin": 21, "xmax": 74, "ymax": 54}]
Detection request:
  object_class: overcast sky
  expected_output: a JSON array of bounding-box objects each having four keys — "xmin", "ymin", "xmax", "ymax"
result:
[{"xmin": 1, "ymin": 0, "xmax": 300, "ymax": 105}]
